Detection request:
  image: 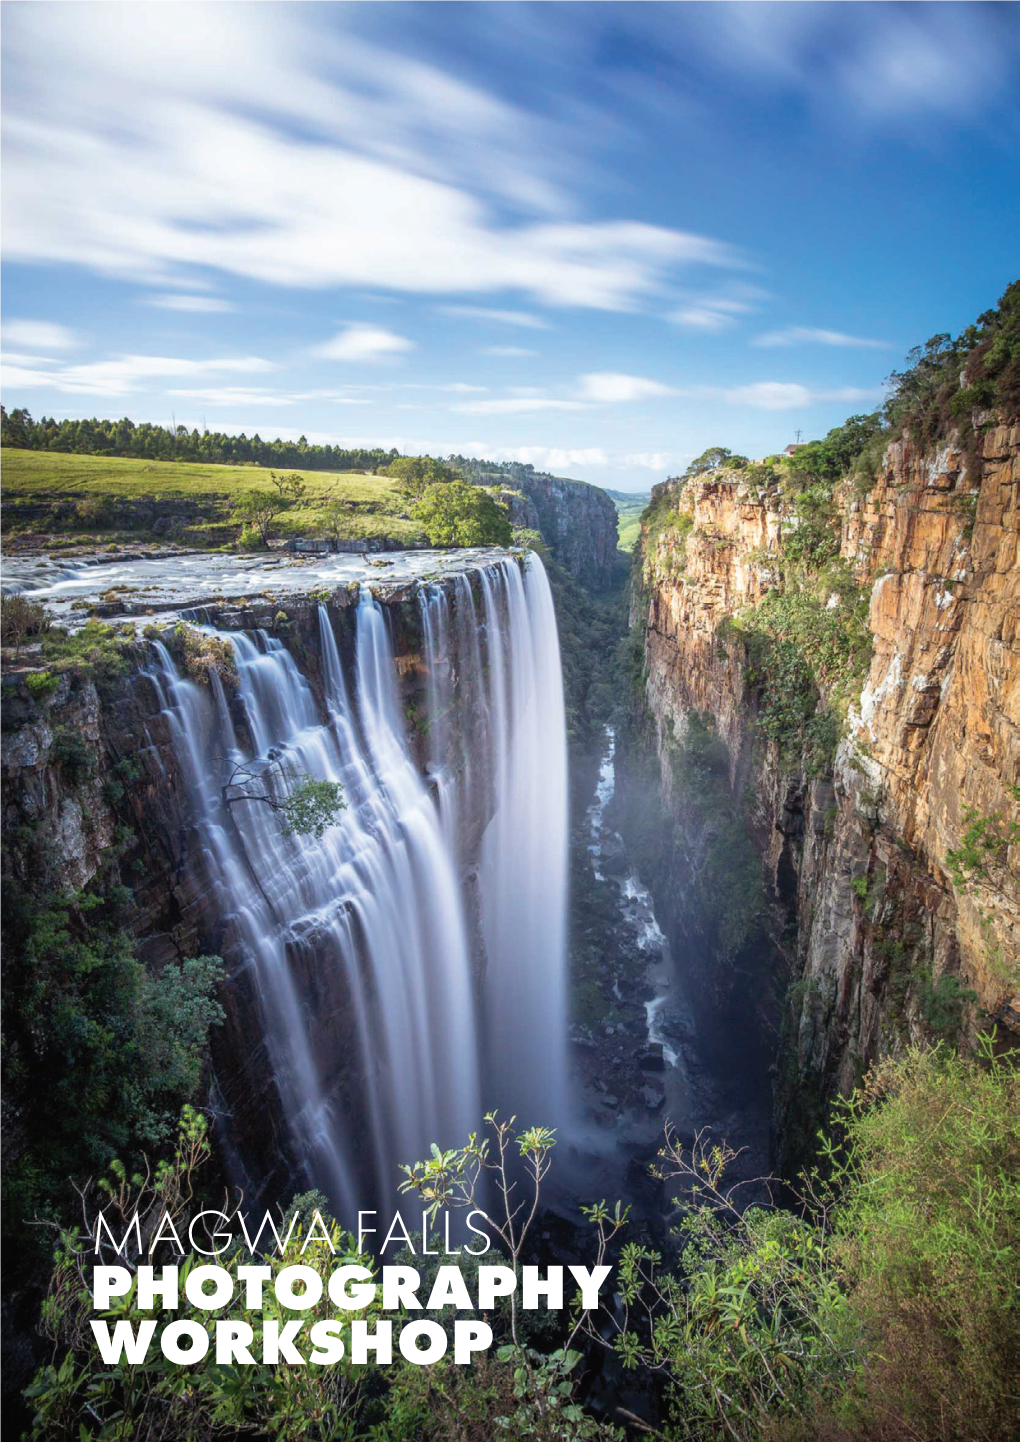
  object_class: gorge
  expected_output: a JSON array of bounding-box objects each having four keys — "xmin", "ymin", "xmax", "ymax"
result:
[{"xmin": 2, "ymin": 294, "xmax": 1018, "ymax": 1438}]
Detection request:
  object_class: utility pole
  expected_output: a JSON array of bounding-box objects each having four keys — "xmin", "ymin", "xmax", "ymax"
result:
[{"xmin": 794, "ymin": 428, "xmax": 803, "ymax": 445}]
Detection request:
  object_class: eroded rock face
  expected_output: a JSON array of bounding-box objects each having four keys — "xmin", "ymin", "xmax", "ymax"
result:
[
  {"xmin": 518, "ymin": 473, "xmax": 620, "ymax": 589},
  {"xmin": 634, "ymin": 423, "xmax": 1019, "ymax": 1127}
]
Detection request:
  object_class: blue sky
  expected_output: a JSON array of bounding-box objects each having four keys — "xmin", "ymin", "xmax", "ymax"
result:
[{"xmin": 2, "ymin": 1, "xmax": 1018, "ymax": 490}]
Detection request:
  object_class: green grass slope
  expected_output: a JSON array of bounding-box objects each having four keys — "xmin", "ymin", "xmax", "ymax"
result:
[
  {"xmin": 604, "ymin": 487, "xmax": 651, "ymax": 553},
  {"xmin": 0, "ymin": 449, "xmax": 423, "ymax": 547}
]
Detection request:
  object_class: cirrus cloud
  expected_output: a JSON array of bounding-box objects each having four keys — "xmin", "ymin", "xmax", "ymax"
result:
[
  {"xmin": 2, "ymin": 319, "xmax": 80, "ymax": 351},
  {"xmin": 312, "ymin": 325, "xmax": 415, "ymax": 361},
  {"xmin": 752, "ymin": 326, "xmax": 891, "ymax": 350}
]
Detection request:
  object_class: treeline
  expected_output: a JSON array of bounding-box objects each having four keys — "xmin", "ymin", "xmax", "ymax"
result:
[
  {"xmin": 0, "ymin": 409, "xmax": 402, "ymax": 472},
  {"xmin": 0, "ymin": 407, "xmax": 554, "ymax": 485}
]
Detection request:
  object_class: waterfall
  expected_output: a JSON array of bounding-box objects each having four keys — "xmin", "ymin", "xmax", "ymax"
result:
[{"xmin": 147, "ymin": 554, "xmax": 568, "ymax": 1215}]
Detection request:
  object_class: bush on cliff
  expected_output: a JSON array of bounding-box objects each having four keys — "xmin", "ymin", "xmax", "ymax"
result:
[
  {"xmin": 592, "ymin": 1040, "xmax": 1020, "ymax": 1442},
  {"xmin": 412, "ymin": 480, "xmax": 512, "ymax": 548},
  {"xmin": 1, "ymin": 868, "xmax": 225, "ymax": 1273}
]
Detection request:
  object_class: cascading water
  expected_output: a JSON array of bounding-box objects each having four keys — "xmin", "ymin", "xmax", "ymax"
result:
[{"xmin": 146, "ymin": 554, "xmax": 568, "ymax": 1216}]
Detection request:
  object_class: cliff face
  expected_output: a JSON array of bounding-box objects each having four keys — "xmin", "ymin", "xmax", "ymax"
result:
[
  {"xmin": 518, "ymin": 473, "xmax": 619, "ymax": 589},
  {"xmin": 633, "ymin": 423, "xmax": 1019, "ymax": 1126},
  {"xmin": 0, "ymin": 570, "xmax": 500, "ymax": 1202}
]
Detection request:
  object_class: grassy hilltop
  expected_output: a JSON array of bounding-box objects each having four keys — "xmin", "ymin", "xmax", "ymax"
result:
[{"xmin": 1, "ymin": 448, "xmax": 423, "ymax": 548}]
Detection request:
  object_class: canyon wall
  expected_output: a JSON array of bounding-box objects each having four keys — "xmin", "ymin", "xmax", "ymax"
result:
[
  {"xmin": 517, "ymin": 473, "xmax": 620, "ymax": 589},
  {"xmin": 632, "ymin": 423, "xmax": 1019, "ymax": 1140}
]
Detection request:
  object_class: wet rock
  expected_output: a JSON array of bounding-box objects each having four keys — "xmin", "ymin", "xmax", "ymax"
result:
[
  {"xmin": 641, "ymin": 1086, "xmax": 666, "ymax": 1113},
  {"xmin": 638, "ymin": 1046, "xmax": 665, "ymax": 1072}
]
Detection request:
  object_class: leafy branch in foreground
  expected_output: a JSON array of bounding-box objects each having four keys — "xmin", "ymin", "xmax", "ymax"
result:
[
  {"xmin": 399, "ymin": 1113, "xmax": 561, "ymax": 1348},
  {"xmin": 222, "ymin": 761, "xmax": 347, "ymax": 839}
]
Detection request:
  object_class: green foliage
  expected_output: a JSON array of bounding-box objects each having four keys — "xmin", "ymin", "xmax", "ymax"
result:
[
  {"xmin": 224, "ymin": 764, "xmax": 346, "ymax": 839},
  {"xmin": 734, "ymin": 573, "xmax": 873, "ymax": 771},
  {"xmin": 371, "ymin": 1345, "xmax": 619, "ymax": 1442},
  {"xmin": 268, "ymin": 469, "xmax": 307, "ymax": 502},
  {"xmin": 24, "ymin": 670, "xmax": 60, "ymax": 701},
  {"xmin": 599, "ymin": 1043, "xmax": 1020, "ymax": 1442},
  {"xmin": 1, "ymin": 592, "xmax": 51, "ymax": 648},
  {"xmin": 945, "ymin": 791, "xmax": 1020, "ymax": 896},
  {"xmin": 1, "ymin": 867, "xmax": 224, "ymax": 1268},
  {"xmin": 279, "ymin": 778, "xmax": 347, "ymax": 839},
  {"xmin": 51, "ymin": 726, "xmax": 96, "ymax": 785},
  {"xmin": 784, "ymin": 413, "xmax": 885, "ymax": 485},
  {"xmin": 231, "ymin": 488, "xmax": 288, "ymax": 546},
  {"xmin": 817, "ymin": 1040, "xmax": 1020, "ymax": 1439},
  {"xmin": 640, "ymin": 490, "xmax": 694, "ymax": 585},
  {"xmin": 39, "ymin": 619, "xmax": 135, "ymax": 682},
  {"xmin": 163, "ymin": 623, "xmax": 238, "ymax": 687},
  {"xmin": 412, "ymin": 480, "xmax": 512, "ymax": 547},
  {"xmin": 25, "ymin": 1118, "xmax": 377, "ymax": 1442},
  {"xmin": 882, "ymin": 280, "xmax": 1019, "ymax": 448},
  {"xmin": 0, "ymin": 406, "xmax": 405, "ymax": 473},
  {"xmin": 385, "ymin": 454, "xmax": 458, "ymax": 504},
  {"xmin": 544, "ymin": 556, "xmax": 627, "ymax": 747},
  {"xmin": 510, "ymin": 525, "xmax": 547, "ymax": 553},
  {"xmin": 685, "ymin": 445, "xmax": 742, "ymax": 477},
  {"xmin": 918, "ymin": 973, "xmax": 977, "ymax": 1039}
]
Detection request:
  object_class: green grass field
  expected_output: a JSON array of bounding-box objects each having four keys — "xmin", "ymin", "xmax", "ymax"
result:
[
  {"xmin": 1, "ymin": 449, "xmax": 423, "ymax": 545},
  {"xmin": 605, "ymin": 488, "xmax": 651, "ymax": 553}
]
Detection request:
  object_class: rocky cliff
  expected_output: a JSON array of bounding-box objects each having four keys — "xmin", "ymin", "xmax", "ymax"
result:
[
  {"xmin": 0, "ymin": 563, "xmax": 503, "ymax": 1204},
  {"xmin": 630, "ymin": 422, "xmax": 1019, "ymax": 1145},
  {"xmin": 517, "ymin": 473, "xmax": 620, "ymax": 589}
]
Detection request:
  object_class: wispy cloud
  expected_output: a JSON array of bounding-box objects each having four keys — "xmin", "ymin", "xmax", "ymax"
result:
[
  {"xmin": 2, "ymin": 7, "xmax": 740, "ymax": 312},
  {"xmin": 167, "ymin": 386, "xmax": 292, "ymax": 407},
  {"xmin": 578, "ymin": 372, "xmax": 674, "ymax": 402},
  {"xmin": 442, "ymin": 307, "xmax": 551, "ymax": 329},
  {"xmin": 312, "ymin": 325, "xmax": 415, "ymax": 361},
  {"xmin": 721, "ymin": 382, "xmax": 880, "ymax": 411},
  {"xmin": 0, "ymin": 352, "xmax": 274, "ymax": 397},
  {"xmin": 2, "ymin": 319, "xmax": 80, "ymax": 351},
  {"xmin": 481, "ymin": 345, "xmax": 538, "ymax": 357},
  {"xmin": 752, "ymin": 326, "xmax": 891, "ymax": 350},
  {"xmin": 145, "ymin": 293, "xmax": 236, "ymax": 313},
  {"xmin": 450, "ymin": 396, "xmax": 590, "ymax": 416},
  {"xmin": 669, "ymin": 299, "xmax": 754, "ymax": 333}
]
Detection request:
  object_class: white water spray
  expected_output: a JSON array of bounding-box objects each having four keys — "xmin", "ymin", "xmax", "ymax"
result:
[{"xmin": 148, "ymin": 555, "xmax": 568, "ymax": 1212}]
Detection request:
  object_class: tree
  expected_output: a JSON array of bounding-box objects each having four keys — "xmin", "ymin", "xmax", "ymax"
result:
[
  {"xmin": 412, "ymin": 481, "xmax": 512, "ymax": 547},
  {"xmin": 386, "ymin": 455, "xmax": 458, "ymax": 505},
  {"xmin": 267, "ymin": 469, "xmax": 307, "ymax": 503},
  {"xmin": 223, "ymin": 762, "xmax": 347, "ymax": 839},
  {"xmin": 323, "ymin": 494, "xmax": 355, "ymax": 549},
  {"xmin": 230, "ymin": 489, "xmax": 287, "ymax": 547},
  {"xmin": 685, "ymin": 446, "xmax": 738, "ymax": 477}
]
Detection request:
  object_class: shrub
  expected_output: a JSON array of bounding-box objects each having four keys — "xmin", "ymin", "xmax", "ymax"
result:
[
  {"xmin": 24, "ymin": 670, "xmax": 60, "ymax": 702},
  {"xmin": 594, "ymin": 1042, "xmax": 1020, "ymax": 1442},
  {"xmin": 39, "ymin": 619, "xmax": 134, "ymax": 682},
  {"xmin": 919, "ymin": 973, "xmax": 977, "ymax": 1039},
  {"xmin": 51, "ymin": 726, "xmax": 96, "ymax": 784},
  {"xmin": 821, "ymin": 1040, "xmax": 1020, "ymax": 1440},
  {"xmin": 1, "ymin": 593, "xmax": 50, "ymax": 648},
  {"xmin": 163, "ymin": 623, "xmax": 238, "ymax": 686}
]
